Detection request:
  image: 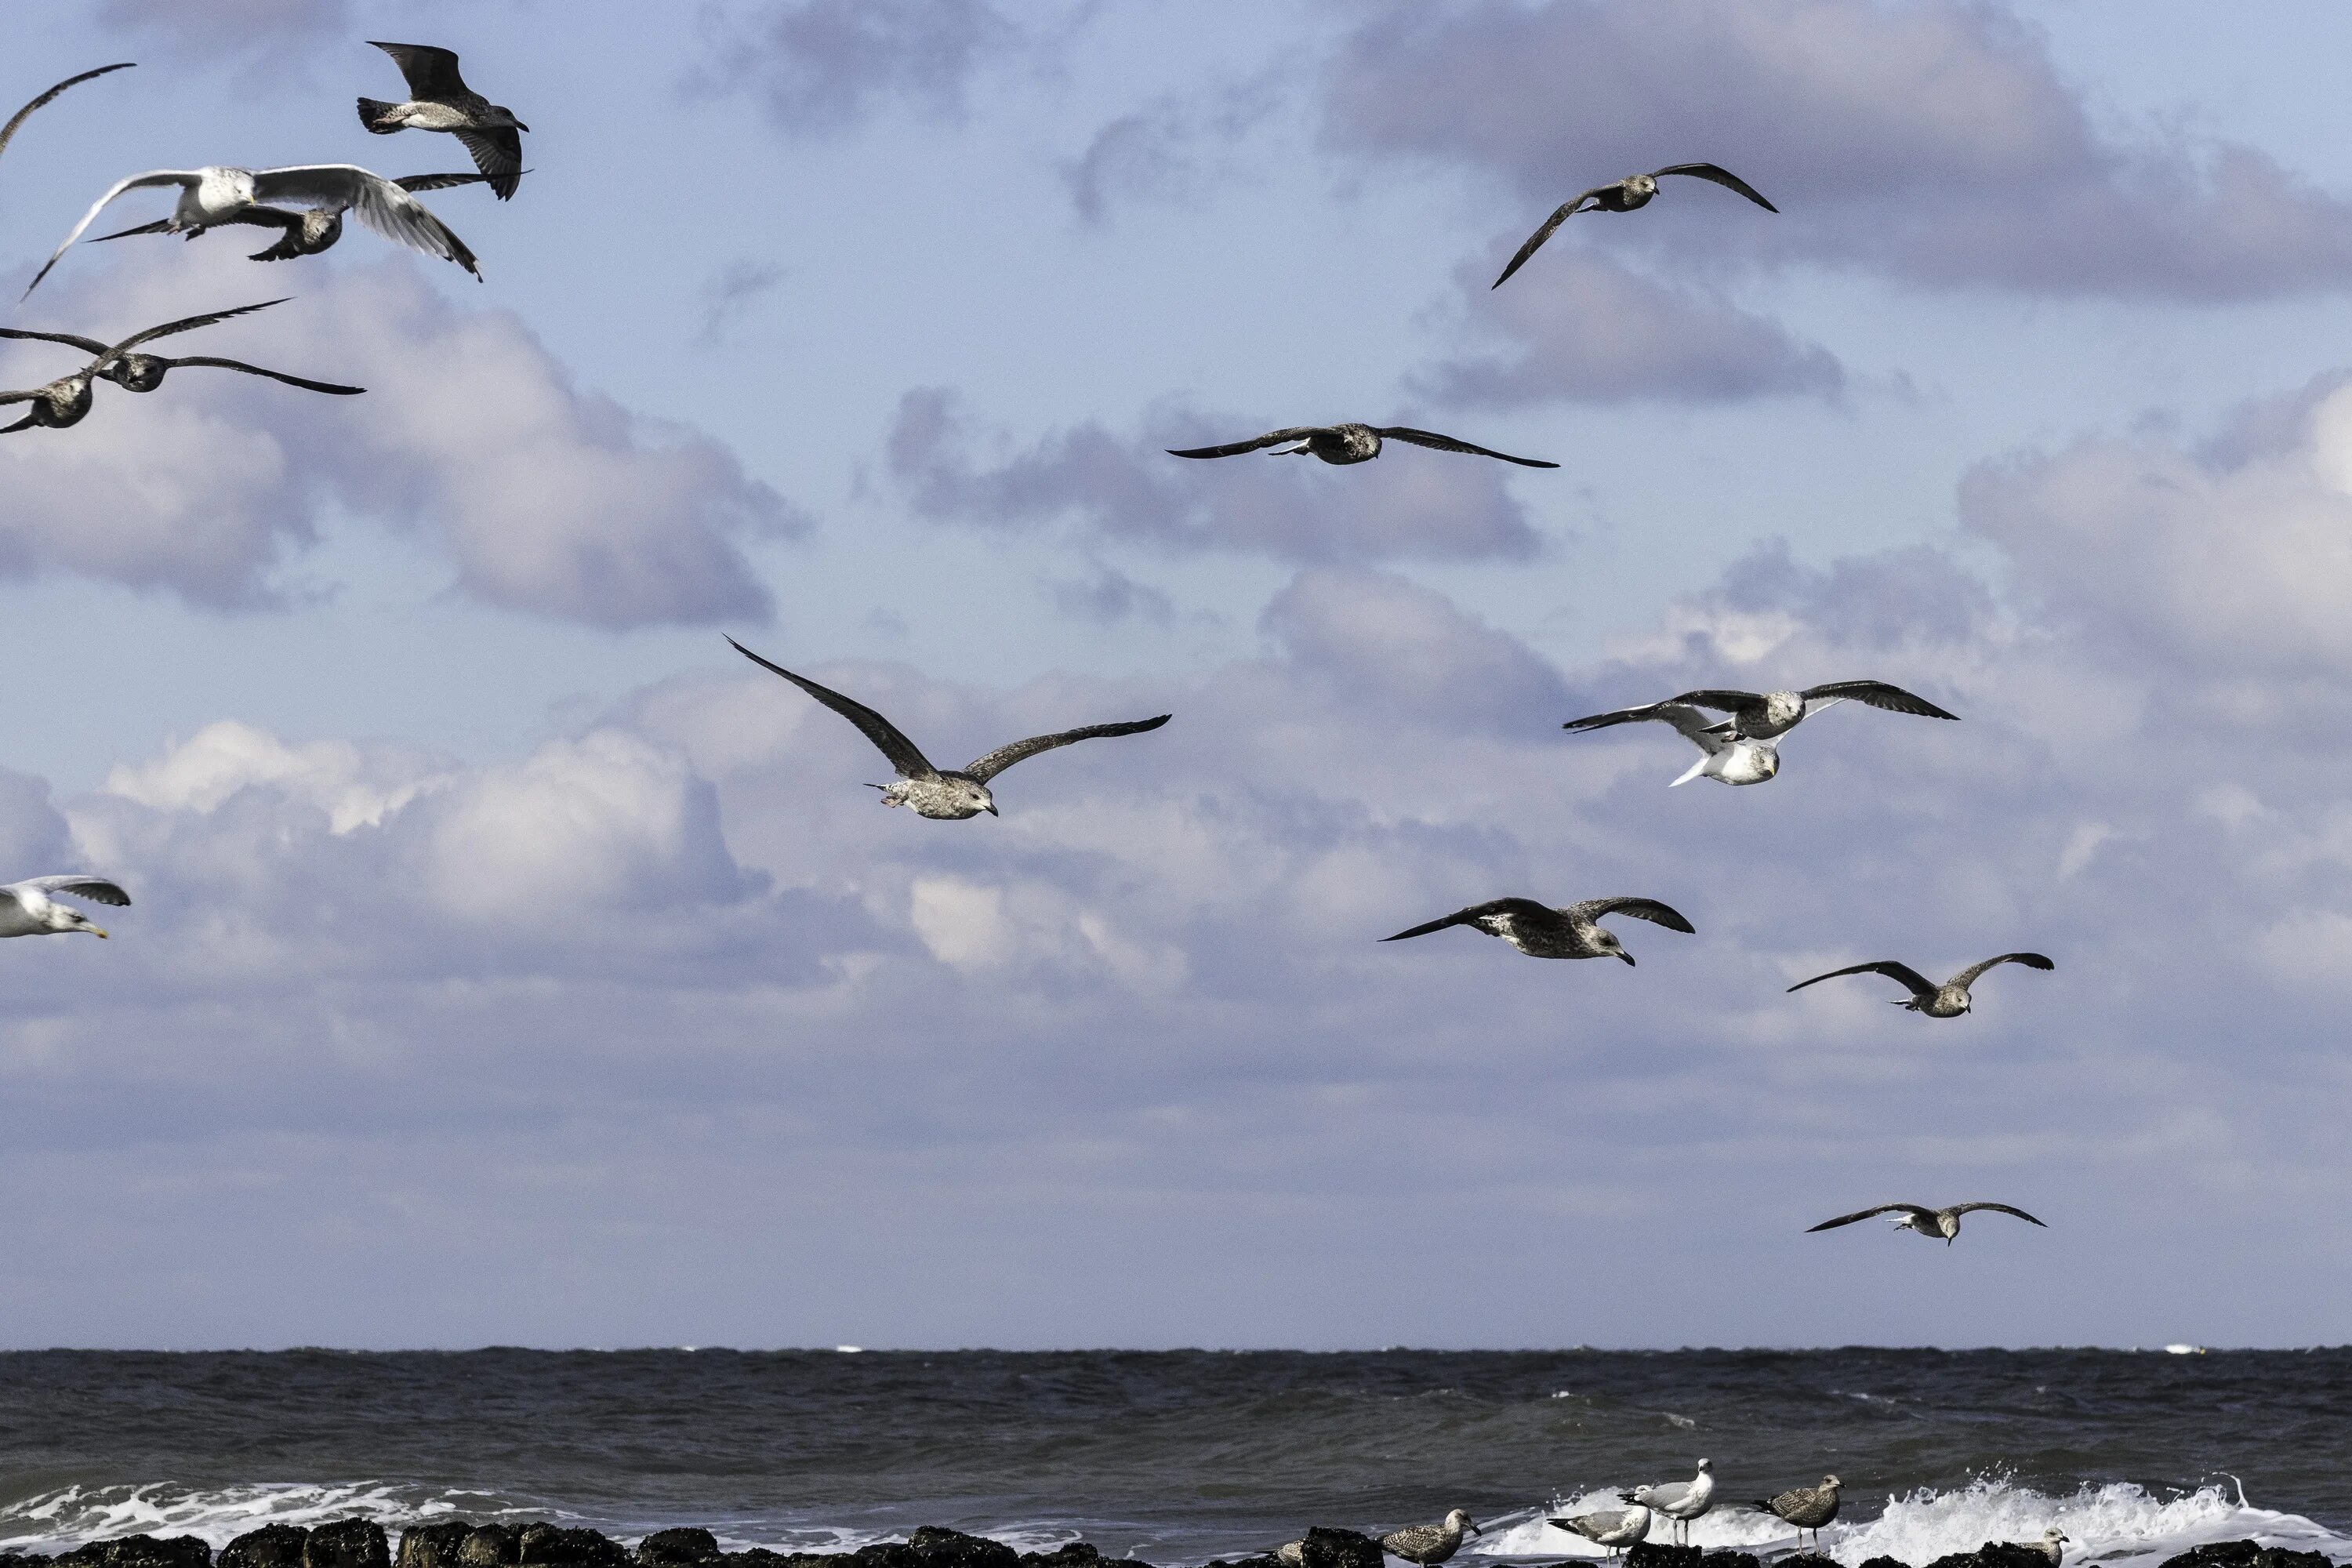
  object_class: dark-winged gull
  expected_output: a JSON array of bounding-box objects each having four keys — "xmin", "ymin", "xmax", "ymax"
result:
[
  {"xmin": 1787, "ymin": 953, "xmax": 2053, "ymax": 1017},
  {"xmin": 26, "ymin": 162, "xmax": 480, "ymax": 296},
  {"xmin": 2, "ymin": 64, "xmax": 135, "ymax": 173},
  {"xmin": 1807, "ymin": 1201, "xmax": 2048, "ymax": 1245},
  {"xmin": 1751, "ymin": 1477, "xmax": 1840, "ymax": 1551},
  {"xmin": 0, "ymin": 299, "xmax": 324, "ymax": 433},
  {"xmin": 0, "ymin": 875, "xmax": 129, "ymax": 938},
  {"xmin": 1548, "ymin": 1507, "xmax": 1650, "ymax": 1559},
  {"xmin": 1563, "ymin": 700, "xmax": 1777, "ymax": 786},
  {"xmin": 1383, "ymin": 896, "xmax": 1693, "ymax": 964},
  {"xmin": 88, "ymin": 171, "xmax": 495, "ymax": 263},
  {"xmin": 1379, "ymin": 1511, "xmax": 1481, "ymax": 1567},
  {"xmin": 1168, "ymin": 423, "xmax": 1557, "ymax": 468},
  {"xmin": 358, "ymin": 42, "xmax": 528, "ymax": 199},
  {"xmin": 728, "ymin": 637, "xmax": 1169, "ymax": 820},
  {"xmin": 1493, "ymin": 163, "xmax": 1777, "ymax": 289},
  {"xmin": 1621, "ymin": 1459, "xmax": 1713, "ymax": 1545},
  {"xmin": 1582, "ymin": 681, "xmax": 1958, "ymax": 742},
  {"xmin": 2, "ymin": 302, "xmax": 362, "ymax": 400}
]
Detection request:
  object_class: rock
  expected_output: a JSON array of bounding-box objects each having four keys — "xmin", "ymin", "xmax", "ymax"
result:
[
  {"xmin": 906, "ymin": 1532, "xmax": 1014, "ymax": 1568},
  {"xmin": 459, "ymin": 1530, "xmax": 520, "ymax": 1568},
  {"xmin": 637, "ymin": 1535, "xmax": 720, "ymax": 1568},
  {"xmin": 306, "ymin": 1523, "xmax": 390, "ymax": 1568},
  {"xmin": 1779, "ymin": 1555, "xmax": 1839, "ymax": 1568},
  {"xmin": 223, "ymin": 1529, "xmax": 311, "ymax": 1568},
  {"xmin": 1016, "ymin": 1549, "xmax": 1103, "ymax": 1568},
  {"xmin": 1197, "ymin": 1559, "xmax": 1277, "ymax": 1568},
  {"xmin": 397, "ymin": 1524, "xmax": 477, "ymax": 1568},
  {"xmin": 58, "ymin": 1536, "xmax": 215, "ymax": 1568},
  {"xmin": 1297, "ymin": 1530, "xmax": 1381, "ymax": 1568},
  {"xmin": 1698, "ymin": 1553, "xmax": 1762, "ymax": 1568},
  {"xmin": 1628, "ymin": 1546, "xmax": 1704, "ymax": 1568},
  {"xmin": 1857, "ymin": 1556, "xmax": 1911, "ymax": 1568},
  {"xmin": 515, "ymin": 1529, "xmax": 627, "ymax": 1568},
  {"xmin": 848, "ymin": 1545, "xmax": 913, "ymax": 1568},
  {"xmin": 2161, "ymin": 1548, "xmax": 2331, "ymax": 1568}
]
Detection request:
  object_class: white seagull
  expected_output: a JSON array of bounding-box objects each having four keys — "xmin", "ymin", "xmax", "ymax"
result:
[
  {"xmin": 1563, "ymin": 682, "xmax": 1956, "ymax": 787},
  {"xmin": 26, "ymin": 162, "xmax": 481, "ymax": 296},
  {"xmin": 1621, "ymin": 1459, "xmax": 1714, "ymax": 1545},
  {"xmin": 0, "ymin": 876, "xmax": 129, "ymax": 938},
  {"xmin": 1548, "ymin": 1506, "xmax": 1650, "ymax": 1560}
]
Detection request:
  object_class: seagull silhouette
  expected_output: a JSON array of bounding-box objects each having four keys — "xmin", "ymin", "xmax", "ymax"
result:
[
  {"xmin": 1383, "ymin": 896, "xmax": 1693, "ymax": 964},
  {"xmin": 0, "ymin": 299, "xmax": 339, "ymax": 434},
  {"xmin": 1168, "ymin": 421, "xmax": 1556, "ymax": 467},
  {"xmin": 1494, "ymin": 162, "xmax": 1777, "ymax": 289},
  {"xmin": 1807, "ymin": 1202, "xmax": 2048, "ymax": 1245},
  {"xmin": 1, "ymin": 299, "xmax": 361, "ymax": 401}
]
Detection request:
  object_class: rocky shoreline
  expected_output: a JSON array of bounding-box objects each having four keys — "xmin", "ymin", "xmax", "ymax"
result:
[{"xmin": 0, "ymin": 1523, "xmax": 2336, "ymax": 1568}]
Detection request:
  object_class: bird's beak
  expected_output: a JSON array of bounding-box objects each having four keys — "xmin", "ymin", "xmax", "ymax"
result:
[
  {"xmin": 1617, "ymin": 951, "xmax": 1635, "ymax": 966},
  {"xmin": 1469, "ymin": 1525, "xmax": 1484, "ymax": 1538},
  {"xmin": 89, "ymin": 927, "xmax": 109, "ymax": 939},
  {"xmin": 985, "ymin": 803, "xmax": 999, "ymax": 815},
  {"xmin": 517, "ymin": 122, "xmax": 532, "ymax": 132}
]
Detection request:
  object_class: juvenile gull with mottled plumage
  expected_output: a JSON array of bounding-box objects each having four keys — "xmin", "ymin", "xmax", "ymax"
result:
[
  {"xmin": 1786, "ymin": 953, "xmax": 2053, "ymax": 1017},
  {"xmin": 1751, "ymin": 1476, "xmax": 1841, "ymax": 1551},
  {"xmin": 1808, "ymin": 1202, "xmax": 2048, "ymax": 1245},
  {"xmin": 1383, "ymin": 896, "xmax": 1693, "ymax": 964},
  {"xmin": 1380, "ymin": 1511, "xmax": 1481, "ymax": 1568},
  {"xmin": 1169, "ymin": 423, "xmax": 1557, "ymax": 468},
  {"xmin": 358, "ymin": 43, "xmax": 529, "ymax": 199},
  {"xmin": 1493, "ymin": 162, "xmax": 1777, "ymax": 289}
]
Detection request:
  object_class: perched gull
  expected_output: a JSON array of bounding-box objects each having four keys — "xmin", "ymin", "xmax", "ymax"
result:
[
  {"xmin": 1168, "ymin": 423, "xmax": 1558, "ymax": 468},
  {"xmin": 88, "ymin": 171, "xmax": 495, "ymax": 262},
  {"xmin": 1493, "ymin": 162, "xmax": 1777, "ymax": 289},
  {"xmin": 1563, "ymin": 681, "xmax": 1955, "ymax": 786},
  {"xmin": 0, "ymin": 875, "xmax": 129, "ymax": 938},
  {"xmin": 0, "ymin": 299, "xmax": 318, "ymax": 433},
  {"xmin": 1751, "ymin": 1477, "xmax": 1840, "ymax": 1551},
  {"xmin": 1786, "ymin": 953, "xmax": 2053, "ymax": 1017},
  {"xmin": 1621, "ymin": 1459, "xmax": 1714, "ymax": 1545},
  {"xmin": 26, "ymin": 162, "xmax": 480, "ymax": 296},
  {"xmin": 1, "ymin": 301, "xmax": 361, "ymax": 400},
  {"xmin": 1548, "ymin": 1507, "xmax": 1650, "ymax": 1559},
  {"xmin": 2027, "ymin": 1529, "xmax": 2070, "ymax": 1565},
  {"xmin": 2, "ymin": 63, "xmax": 134, "ymax": 174},
  {"xmin": 1384, "ymin": 896, "xmax": 1693, "ymax": 964},
  {"xmin": 1807, "ymin": 1201, "xmax": 2048, "ymax": 1245},
  {"xmin": 728, "ymin": 637, "xmax": 1169, "ymax": 820},
  {"xmin": 1379, "ymin": 1511, "xmax": 1481, "ymax": 1567},
  {"xmin": 358, "ymin": 42, "xmax": 528, "ymax": 199}
]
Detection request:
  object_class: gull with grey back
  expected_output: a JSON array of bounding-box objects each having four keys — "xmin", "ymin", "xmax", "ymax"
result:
[
  {"xmin": 1493, "ymin": 162, "xmax": 1777, "ymax": 289},
  {"xmin": 1548, "ymin": 1506, "xmax": 1650, "ymax": 1559},
  {"xmin": 1562, "ymin": 681, "xmax": 1956, "ymax": 787},
  {"xmin": 1379, "ymin": 1511, "xmax": 1481, "ymax": 1568},
  {"xmin": 728, "ymin": 638, "xmax": 1169, "ymax": 820},
  {"xmin": 0, "ymin": 876, "xmax": 130, "ymax": 939},
  {"xmin": 1168, "ymin": 422, "xmax": 1557, "ymax": 468},
  {"xmin": 1786, "ymin": 953, "xmax": 2053, "ymax": 1017},
  {"xmin": 86, "ymin": 171, "xmax": 497, "ymax": 263},
  {"xmin": 358, "ymin": 42, "xmax": 529, "ymax": 199},
  {"xmin": 1807, "ymin": 1202, "xmax": 2049, "ymax": 1246},
  {"xmin": 1383, "ymin": 896, "xmax": 1693, "ymax": 965},
  {"xmin": 1622, "ymin": 1459, "xmax": 1714, "ymax": 1545}
]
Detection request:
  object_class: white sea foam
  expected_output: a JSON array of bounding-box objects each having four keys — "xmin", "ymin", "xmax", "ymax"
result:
[
  {"xmin": 1471, "ymin": 1475, "xmax": 2352, "ymax": 1568},
  {"xmin": 0, "ymin": 1485, "xmax": 540, "ymax": 1552}
]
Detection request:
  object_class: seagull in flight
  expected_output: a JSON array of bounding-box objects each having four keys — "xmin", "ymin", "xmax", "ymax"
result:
[
  {"xmin": 1786, "ymin": 953, "xmax": 2053, "ymax": 1017},
  {"xmin": 1807, "ymin": 1201, "xmax": 2049, "ymax": 1245},
  {"xmin": 358, "ymin": 43, "xmax": 528, "ymax": 200},
  {"xmin": 87, "ymin": 171, "xmax": 496, "ymax": 263},
  {"xmin": 1168, "ymin": 422, "xmax": 1557, "ymax": 468},
  {"xmin": 26, "ymin": 163, "xmax": 481, "ymax": 296},
  {"xmin": 1, "ymin": 299, "xmax": 362, "ymax": 401},
  {"xmin": 1383, "ymin": 895, "xmax": 1693, "ymax": 964},
  {"xmin": 1622, "ymin": 1460, "xmax": 1714, "ymax": 1546},
  {"xmin": 1493, "ymin": 162, "xmax": 1777, "ymax": 289},
  {"xmin": 0, "ymin": 875, "xmax": 129, "ymax": 939},
  {"xmin": 1562, "ymin": 682, "xmax": 1955, "ymax": 786},
  {"xmin": 728, "ymin": 637, "xmax": 1170, "ymax": 820},
  {"xmin": 1, "ymin": 63, "xmax": 134, "ymax": 174},
  {"xmin": 1563, "ymin": 700, "xmax": 1777, "ymax": 786},
  {"xmin": 0, "ymin": 299, "xmax": 338, "ymax": 433}
]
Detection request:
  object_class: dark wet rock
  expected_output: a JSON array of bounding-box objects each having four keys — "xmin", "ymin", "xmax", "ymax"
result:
[
  {"xmin": 2161, "ymin": 1547, "xmax": 2331, "ymax": 1568},
  {"xmin": 58, "ymin": 1537, "xmax": 214, "ymax": 1568},
  {"xmin": 459, "ymin": 1530, "xmax": 520, "ymax": 1568},
  {"xmin": 1857, "ymin": 1555, "xmax": 1911, "ymax": 1568},
  {"xmin": 516, "ymin": 1530, "xmax": 626, "ymax": 1568},
  {"xmin": 637, "ymin": 1536, "xmax": 720, "ymax": 1568},
  {"xmin": 1699, "ymin": 1553, "xmax": 1762, "ymax": 1568},
  {"xmin": 1015, "ymin": 1549, "xmax": 1103, "ymax": 1568},
  {"xmin": 1778, "ymin": 1555, "xmax": 1839, "ymax": 1568},
  {"xmin": 710, "ymin": 1555, "xmax": 813, "ymax": 1568},
  {"xmin": 1297, "ymin": 1531, "xmax": 1381, "ymax": 1568},
  {"xmin": 223, "ymin": 1529, "xmax": 311, "ymax": 1568},
  {"xmin": 397, "ymin": 1524, "xmax": 477, "ymax": 1568},
  {"xmin": 904, "ymin": 1534, "xmax": 1013, "ymax": 1568},
  {"xmin": 306, "ymin": 1523, "xmax": 389, "ymax": 1568},
  {"xmin": 1927, "ymin": 1547, "xmax": 2054, "ymax": 1568},
  {"xmin": 1196, "ymin": 1557, "xmax": 1278, "ymax": 1568},
  {"xmin": 1628, "ymin": 1546, "xmax": 1704, "ymax": 1568},
  {"xmin": 848, "ymin": 1546, "xmax": 913, "ymax": 1568}
]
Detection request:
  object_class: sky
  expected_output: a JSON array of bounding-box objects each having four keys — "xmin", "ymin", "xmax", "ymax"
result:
[{"xmin": 1, "ymin": 0, "xmax": 2350, "ymax": 1352}]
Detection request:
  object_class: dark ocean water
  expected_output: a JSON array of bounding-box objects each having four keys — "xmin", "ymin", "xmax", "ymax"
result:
[{"xmin": 0, "ymin": 1351, "xmax": 2345, "ymax": 1568}]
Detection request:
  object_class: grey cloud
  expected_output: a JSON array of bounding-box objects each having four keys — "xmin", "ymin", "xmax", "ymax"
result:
[
  {"xmin": 96, "ymin": 0, "xmax": 346, "ymax": 57},
  {"xmin": 1044, "ymin": 561, "xmax": 1176, "ymax": 626},
  {"xmin": 695, "ymin": 259, "xmax": 786, "ymax": 348},
  {"xmin": 1325, "ymin": 0, "xmax": 2352, "ymax": 300},
  {"xmin": 887, "ymin": 387, "xmax": 1545, "ymax": 563},
  {"xmin": 1062, "ymin": 82, "xmax": 1281, "ymax": 226},
  {"xmin": 694, "ymin": 0, "xmax": 1024, "ymax": 136}
]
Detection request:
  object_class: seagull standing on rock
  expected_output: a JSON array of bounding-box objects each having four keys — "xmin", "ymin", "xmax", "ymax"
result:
[
  {"xmin": 358, "ymin": 43, "xmax": 529, "ymax": 199},
  {"xmin": 1786, "ymin": 953, "xmax": 2053, "ymax": 1016},
  {"xmin": 0, "ymin": 876, "xmax": 130, "ymax": 938},
  {"xmin": 1168, "ymin": 423, "xmax": 1558, "ymax": 468},
  {"xmin": 728, "ymin": 638, "xmax": 1169, "ymax": 820},
  {"xmin": 1807, "ymin": 1202, "xmax": 2048, "ymax": 1245},
  {"xmin": 1622, "ymin": 1459, "xmax": 1714, "ymax": 1545},
  {"xmin": 1493, "ymin": 162, "xmax": 1777, "ymax": 289},
  {"xmin": 1382, "ymin": 896, "xmax": 1694, "ymax": 965},
  {"xmin": 1751, "ymin": 1477, "xmax": 1840, "ymax": 1552},
  {"xmin": 1548, "ymin": 1506, "xmax": 1650, "ymax": 1559},
  {"xmin": 1379, "ymin": 1511, "xmax": 1481, "ymax": 1568}
]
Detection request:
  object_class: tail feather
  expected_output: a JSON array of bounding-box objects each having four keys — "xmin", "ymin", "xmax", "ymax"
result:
[
  {"xmin": 357, "ymin": 96, "xmax": 404, "ymax": 132},
  {"xmin": 1669, "ymin": 753, "xmax": 1710, "ymax": 787}
]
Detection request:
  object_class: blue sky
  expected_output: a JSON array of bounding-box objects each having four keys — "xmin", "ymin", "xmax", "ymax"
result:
[{"xmin": 2, "ymin": 0, "xmax": 2350, "ymax": 1350}]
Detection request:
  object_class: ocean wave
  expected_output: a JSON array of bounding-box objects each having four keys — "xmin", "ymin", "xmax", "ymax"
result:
[{"xmin": 0, "ymin": 1485, "xmax": 542, "ymax": 1552}]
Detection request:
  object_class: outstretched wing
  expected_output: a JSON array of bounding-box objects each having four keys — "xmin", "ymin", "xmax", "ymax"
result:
[
  {"xmin": 1798, "ymin": 680, "xmax": 1958, "ymax": 721},
  {"xmin": 452, "ymin": 129, "xmax": 524, "ymax": 199},
  {"xmin": 726, "ymin": 636, "xmax": 938, "ymax": 779},
  {"xmin": 1671, "ymin": 688, "xmax": 1769, "ymax": 724},
  {"xmin": 369, "ymin": 42, "xmax": 470, "ymax": 100},
  {"xmin": 1787, "ymin": 959, "xmax": 1938, "ymax": 999},
  {"xmin": 251, "ymin": 165, "xmax": 479, "ymax": 276},
  {"xmin": 964, "ymin": 713, "xmax": 1170, "ymax": 781},
  {"xmin": 1564, "ymin": 700, "xmax": 1728, "ymax": 755},
  {"xmin": 1167, "ymin": 427, "xmax": 1327, "ymax": 459},
  {"xmin": 24, "ymin": 169, "xmax": 201, "ymax": 298},
  {"xmin": 0, "ymin": 325, "xmax": 111, "ymax": 355},
  {"xmin": 1806, "ymin": 1202, "xmax": 1933, "ymax": 1232},
  {"xmin": 19, "ymin": 875, "xmax": 131, "ymax": 906},
  {"xmin": 1376, "ymin": 426, "xmax": 1559, "ymax": 468},
  {"xmin": 101, "ymin": 299, "xmax": 288, "ymax": 362},
  {"xmin": 1950, "ymin": 1202, "xmax": 2048, "ymax": 1227},
  {"xmin": 0, "ymin": 63, "xmax": 135, "ymax": 165},
  {"xmin": 395, "ymin": 172, "xmax": 499, "ymax": 192},
  {"xmin": 1491, "ymin": 188, "xmax": 1610, "ymax": 289},
  {"xmin": 1383, "ymin": 897, "xmax": 1555, "ymax": 942},
  {"xmin": 1950, "ymin": 952, "xmax": 2054, "ymax": 990},
  {"xmin": 1653, "ymin": 163, "xmax": 1778, "ymax": 212},
  {"xmin": 163, "ymin": 357, "xmax": 365, "ymax": 395},
  {"xmin": 1567, "ymin": 897, "xmax": 1696, "ymax": 934}
]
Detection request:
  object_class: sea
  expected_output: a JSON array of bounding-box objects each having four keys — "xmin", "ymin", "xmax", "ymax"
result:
[{"xmin": 1, "ymin": 1351, "xmax": 2346, "ymax": 1568}]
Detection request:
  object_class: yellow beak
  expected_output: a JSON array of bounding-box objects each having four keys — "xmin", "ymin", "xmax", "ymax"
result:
[{"xmin": 90, "ymin": 927, "xmax": 109, "ymax": 939}]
